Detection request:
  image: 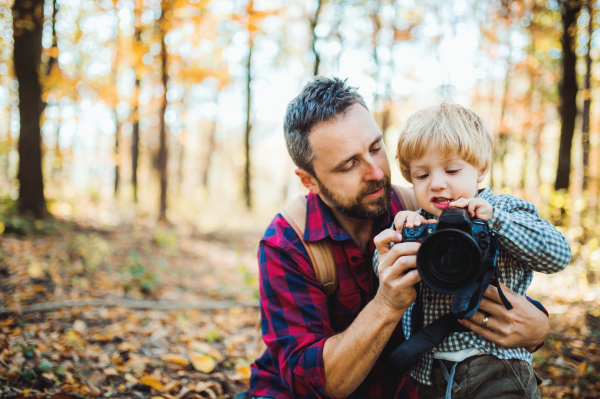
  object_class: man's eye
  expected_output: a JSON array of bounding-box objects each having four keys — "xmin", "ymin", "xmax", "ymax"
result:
[
  {"xmin": 341, "ymin": 161, "xmax": 355, "ymax": 172},
  {"xmin": 371, "ymin": 146, "xmax": 381, "ymax": 153}
]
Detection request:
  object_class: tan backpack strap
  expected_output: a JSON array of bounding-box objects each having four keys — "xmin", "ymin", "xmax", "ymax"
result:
[
  {"xmin": 392, "ymin": 185, "xmax": 419, "ymax": 211},
  {"xmin": 280, "ymin": 196, "xmax": 338, "ymax": 296}
]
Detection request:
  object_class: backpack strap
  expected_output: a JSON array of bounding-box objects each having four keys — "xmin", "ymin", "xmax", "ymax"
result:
[
  {"xmin": 280, "ymin": 195, "xmax": 338, "ymax": 296},
  {"xmin": 392, "ymin": 185, "xmax": 419, "ymax": 211}
]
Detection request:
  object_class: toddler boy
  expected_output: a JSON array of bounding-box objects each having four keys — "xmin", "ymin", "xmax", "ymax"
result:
[{"xmin": 375, "ymin": 102, "xmax": 571, "ymax": 398}]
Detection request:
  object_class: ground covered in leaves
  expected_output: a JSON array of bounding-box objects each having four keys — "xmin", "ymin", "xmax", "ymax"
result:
[{"xmin": 0, "ymin": 214, "xmax": 599, "ymax": 398}]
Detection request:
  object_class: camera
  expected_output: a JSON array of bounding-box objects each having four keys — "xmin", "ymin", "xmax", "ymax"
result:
[
  {"xmin": 384, "ymin": 207, "xmax": 508, "ymax": 376},
  {"xmin": 400, "ymin": 207, "xmax": 497, "ymax": 298}
]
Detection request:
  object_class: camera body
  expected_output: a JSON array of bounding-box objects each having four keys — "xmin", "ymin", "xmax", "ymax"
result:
[{"xmin": 401, "ymin": 207, "xmax": 497, "ymax": 302}]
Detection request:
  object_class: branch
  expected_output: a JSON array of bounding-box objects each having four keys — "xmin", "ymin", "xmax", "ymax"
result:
[{"xmin": 0, "ymin": 298, "xmax": 260, "ymax": 315}]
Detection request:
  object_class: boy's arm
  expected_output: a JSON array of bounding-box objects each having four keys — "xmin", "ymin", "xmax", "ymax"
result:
[{"xmin": 488, "ymin": 195, "xmax": 571, "ymax": 273}]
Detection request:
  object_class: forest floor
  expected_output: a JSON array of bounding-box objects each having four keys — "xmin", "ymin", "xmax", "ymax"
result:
[{"xmin": 0, "ymin": 213, "xmax": 599, "ymax": 399}]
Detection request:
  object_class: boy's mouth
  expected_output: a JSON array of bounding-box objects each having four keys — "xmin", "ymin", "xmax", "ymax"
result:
[{"xmin": 431, "ymin": 197, "xmax": 452, "ymax": 209}]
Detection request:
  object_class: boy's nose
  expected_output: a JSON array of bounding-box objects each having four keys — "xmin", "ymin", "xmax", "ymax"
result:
[{"xmin": 430, "ymin": 175, "xmax": 447, "ymax": 190}]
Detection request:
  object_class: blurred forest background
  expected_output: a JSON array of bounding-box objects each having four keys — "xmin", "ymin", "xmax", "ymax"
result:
[{"xmin": 1, "ymin": 0, "xmax": 600, "ymax": 397}]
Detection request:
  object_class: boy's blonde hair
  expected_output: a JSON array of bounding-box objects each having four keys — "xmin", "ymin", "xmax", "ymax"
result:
[{"xmin": 396, "ymin": 102, "xmax": 494, "ymax": 183}]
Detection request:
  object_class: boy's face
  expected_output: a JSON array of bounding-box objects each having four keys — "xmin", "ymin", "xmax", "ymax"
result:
[{"xmin": 409, "ymin": 149, "xmax": 487, "ymax": 217}]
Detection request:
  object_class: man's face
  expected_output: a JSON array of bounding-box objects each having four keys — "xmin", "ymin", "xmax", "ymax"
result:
[
  {"xmin": 307, "ymin": 104, "xmax": 392, "ymax": 220},
  {"xmin": 409, "ymin": 149, "xmax": 487, "ymax": 217}
]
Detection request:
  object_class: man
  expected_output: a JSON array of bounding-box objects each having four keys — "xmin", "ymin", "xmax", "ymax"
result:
[{"xmin": 248, "ymin": 77, "xmax": 549, "ymax": 399}]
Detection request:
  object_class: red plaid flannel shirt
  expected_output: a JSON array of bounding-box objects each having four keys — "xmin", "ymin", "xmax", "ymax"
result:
[{"xmin": 249, "ymin": 190, "xmax": 419, "ymax": 399}]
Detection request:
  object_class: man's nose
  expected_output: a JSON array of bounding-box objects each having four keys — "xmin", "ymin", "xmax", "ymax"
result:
[{"xmin": 364, "ymin": 160, "xmax": 384, "ymax": 181}]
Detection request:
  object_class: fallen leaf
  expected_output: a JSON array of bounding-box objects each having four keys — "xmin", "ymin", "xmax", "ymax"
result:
[
  {"xmin": 27, "ymin": 262, "xmax": 43, "ymax": 279},
  {"xmin": 176, "ymin": 386, "xmax": 190, "ymax": 399},
  {"xmin": 124, "ymin": 373, "xmax": 138, "ymax": 384},
  {"xmin": 577, "ymin": 361, "xmax": 587, "ymax": 376},
  {"xmin": 233, "ymin": 364, "xmax": 251, "ymax": 382},
  {"xmin": 160, "ymin": 354, "xmax": 189, "ymax": 366},
  {"xmin": 103, "ymin": 368, "xmax": 118, "ymax": 376},
  {"xmin": 160, "ymin": 380, "xmax": 179, "ymax": 393},
  {"xmin": 72, "ymin": 320, "xmax": 87, "ymax": 333},
  {"xmin": 189, "ymin": 353, "xmax": 215, "ymax": 373},
  {"xmin": 118, "ymin": 342, "xmax": 137, "ymax": 351},
  {"xmin": 139, "ymin": 376, "xmax": 164, "ymax": 390}
]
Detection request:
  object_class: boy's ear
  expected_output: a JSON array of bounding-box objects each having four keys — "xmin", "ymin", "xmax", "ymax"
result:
[
  {"xmin": 477, "ymin": 168, "xmax": 488, "ymax": 184},
  {"xmin": 295, "ymin": 169, "xmax": 320, "ymax": 195}
]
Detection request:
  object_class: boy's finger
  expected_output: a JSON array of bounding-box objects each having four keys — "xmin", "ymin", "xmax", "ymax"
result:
[{"xmin": 394, "ymin": 213, "xmax": 409, "ymax": 231}]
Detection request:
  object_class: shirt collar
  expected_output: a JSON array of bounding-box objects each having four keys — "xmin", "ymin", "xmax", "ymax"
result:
[{"xmin": 303, "ymin": 189, "xmax": 403, "ymax": 242}]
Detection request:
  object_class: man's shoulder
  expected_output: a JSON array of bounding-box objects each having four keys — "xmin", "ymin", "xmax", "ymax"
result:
[{"xmin": 260, "ymin": 212, "xmax": 310, "ymax": 259}]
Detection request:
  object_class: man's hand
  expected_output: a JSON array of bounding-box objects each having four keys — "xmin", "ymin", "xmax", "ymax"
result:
[
  {"xmin": 373, "ymin": 230, "xmax": 421, "ymax": 313},
  {"xmin": 393, "ymin": 211, "xmax": 437, "ymax": 231},
  {"xmin": 450, "ymin": 197, "xmax": 494, "ymax": 221},
  {"xmin": 457, "ymin": 282, "xmax": 549, "ymax": 351}
]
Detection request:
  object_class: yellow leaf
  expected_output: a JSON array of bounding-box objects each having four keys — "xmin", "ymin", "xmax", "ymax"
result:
[
  {"xmin": 234, "ymin": 364, "xmax": 251, "ymax": 382},
  {"xmin": 139, "ymin": 376, "xmax": 164, "ymax": 390},
  {"xmin": 160, "ymin": 354, "xmax": 189, "ymax": 366},
  {"xmin": 124, "ymin": 373, "xmax": 138, "ymax": 384},
  {"xmin": 0, "ymin": 221, "xmax": 4, "ymax": 234},
  {"xmin": 27, "ymin": 262, "xmax": 43, "ymax": 279},
  {"xmin": 578, "ymin": 361, "xmax": 587, "ymax": 376},
  {"xmin": 189, "ymin": 353, "xmax": 215, "ymax": 373}
]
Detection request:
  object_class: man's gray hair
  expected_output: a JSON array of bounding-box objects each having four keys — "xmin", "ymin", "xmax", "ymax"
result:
[{"xmin": 284, "ymin": 77, "xmax": 368, "ymax": 176}]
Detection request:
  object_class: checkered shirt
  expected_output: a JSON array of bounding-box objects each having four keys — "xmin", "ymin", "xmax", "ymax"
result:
[
  {"xmin": 372, "ymin": 188, "xmax": 571, "ymax": 386},
  {"xmin": 249, "ymin": 190, "xmax": 419, "ymax": 399}
]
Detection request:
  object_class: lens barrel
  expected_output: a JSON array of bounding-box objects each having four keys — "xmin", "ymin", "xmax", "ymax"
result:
[{"xmin": 417, "ymin": 229, "xmax": 482, "ymax": 294}]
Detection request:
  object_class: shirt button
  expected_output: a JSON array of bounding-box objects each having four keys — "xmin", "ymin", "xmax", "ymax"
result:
[
  {"xmin": 426, "ymin": 295, "xmax": 433, "ymax": 302},
  {"xmin": 493, "ymin": 221, "xmax": 502, "ymax": 231},
  {"xmin": 351, "ymin": 256, "xmax": 359, "ymax": 262}
]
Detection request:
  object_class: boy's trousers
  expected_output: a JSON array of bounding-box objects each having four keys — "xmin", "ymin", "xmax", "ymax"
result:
[{"xmin": 416, "ymin": 354, "xmax": 541, "ymax": 399}]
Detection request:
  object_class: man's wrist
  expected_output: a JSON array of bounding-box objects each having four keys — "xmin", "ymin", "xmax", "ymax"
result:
[{"xmin": 371, "ymin": 294, "xmax": 407, "ymax": 324}]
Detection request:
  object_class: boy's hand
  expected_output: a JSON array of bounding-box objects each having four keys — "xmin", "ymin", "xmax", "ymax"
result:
[
  {"xmin": 394, "ymin": 211, "xmax": 437, "ymax": 233},
  {"xmin": 449, "ymin": 197, "xmax": 494, "ymax": 221}
]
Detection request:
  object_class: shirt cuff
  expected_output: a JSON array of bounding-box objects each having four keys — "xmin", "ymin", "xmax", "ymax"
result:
[{"xmin": 487, "ymin": 206, "xmax": 511, "ymax": 236}]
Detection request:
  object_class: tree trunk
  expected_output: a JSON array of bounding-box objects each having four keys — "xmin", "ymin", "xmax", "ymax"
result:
[
  {"xmin": 131, "ymin": 27, "xmax": 141, "ymax": 203},
  {"xmin": 158, "ymin": 12, "xmax": 169, "ymax": 221},
  {"xmin": 582, "ymin": 1, "xmax": 594, "ymax": 189},
  {"xmin": 244, "ymin": 39, "xmax": 253, "ymax": 209},
  {"xmin": 494, "ymin": 61, "xmax": 511, "ymax": 192},
  {"xmin": 177, "ymin": 133, "xmax": 184, "ymax": 195},
  {"xmin": 13, "ymin": 0, "xmax": 48, "ymax": 218},
  {"xmin": 309, "ymin": 0, "xmax": 323, "ymax": 76},
  {"xmin": 113, "ymin": 22, "xmax": 120, "ymax": 196},
  {"xmin": 555, "ymin": 1, "xmax": 581, "ymax": 190},
  {"xmin": 202, "ymin": 118, "xmax": 217, "ymax": 189}
]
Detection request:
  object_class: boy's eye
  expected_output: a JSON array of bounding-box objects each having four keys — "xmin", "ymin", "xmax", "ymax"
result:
[
  {"xmin": 415, "ymin": 174, "xmax": 429, "ymax": 180},
  {"xmin": 446, "ymin": 169, "xmax": 460, "ymax": 174}
]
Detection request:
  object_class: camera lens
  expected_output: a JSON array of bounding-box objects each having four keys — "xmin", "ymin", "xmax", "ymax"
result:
[
  {"xmin": 417, "ymin": 229, "xmax": 482, "ymax": 294},
  {"xmin": 429, "ymin": 238, "xmax": 474, "ymax": 283}
]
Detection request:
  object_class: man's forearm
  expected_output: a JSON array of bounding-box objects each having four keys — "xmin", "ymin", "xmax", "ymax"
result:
[{"xmin": 322, "ymin": 296, "xmax": 403, "ymax": 398}]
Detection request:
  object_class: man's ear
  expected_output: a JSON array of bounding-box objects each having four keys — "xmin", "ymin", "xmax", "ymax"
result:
[
  {"xmin": 477, "ymin": 168, "xmax": 488, "ymax": 184},
  {"xmin": 295, "ymin": 169, "xmax": 320, "ymax": 195}
]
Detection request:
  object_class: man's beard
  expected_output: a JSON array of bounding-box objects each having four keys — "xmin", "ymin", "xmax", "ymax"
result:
[{"xmin": 317, "ymin": 174, "xmax": 392, "ymax": 220}]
